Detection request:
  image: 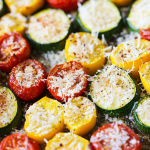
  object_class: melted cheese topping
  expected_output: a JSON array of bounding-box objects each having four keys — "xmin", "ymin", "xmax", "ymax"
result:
[
  {"xmin": 67, "ymin": 33, "xmax": 104, "ymax": 63},
  {"xmin": 48, "ymin": 67, "xmax": 87, "ymax": 100},
  {"xmin": 137, "ymin": 97, "xmax": 150, "ymax": 127},
  {"xmin": 15, "ymin": 63, "xmax": 44, "ymax": 88},
  {"xmin": 0, "ymin": 13, "xmax": 26, "ymax": 35},
  {"xmin": 0, "ymin": 35, "xmax": 24, "ymax": 61},
  {"xmin": 25, "ymin": 98, "xmax": 64, "ymax": 136},
  {"xmin": 127, "ymin": 0, "xmax": 150, "ymax": 29},
  {"xmin": 111, "ymin": 38, "xmax": 150, "ymax": 62},
  {"xmin": 0, "ymin": 87, "xmax": 17, "ymax": 128},
  {"xmin": 78, "ymin": 0, "xmax": 121, "ymax": 32},
  {"xmin": 28, "ymin": 9, "xmax": 71, "ymax": 44},
  {"xmin": 90, "ymin": 65, "xmax": 135, "ymax": 109},
  {"xmin": 7, "ymin": 0, "xmax": 35, "ymax": 12},
  {"xmin": 45, "ymin": 133, "xmax": 90, "ymax": 150},
  {"xmin": 64, "ymin": 97, "xmax": 96, "ymax": 127},
  {"xmin": 90, "ymin": 123, "xmax": 137, "ymax": 150}
]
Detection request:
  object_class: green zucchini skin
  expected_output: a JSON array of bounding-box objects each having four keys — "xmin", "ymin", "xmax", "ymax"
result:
[
  {"xmin": 126, "ymin": 2, "xmax": 139, "ymax": 33},
  {"xmin": 133, "ymin": 95, "xmax": 150, "ymax": 134},
  {"xmin": 0, "ymin": 0, "xmax": 7, "ymax": 17},
  {"xmin": 26, "ymin": 23, "xmax": 73, "ymax": 51},
  {"xmin": 26, "ymin": 9, "xmax": 74, "ymax": 52},
  {"xmin": 0, "ymin": 86, "xmax": 22, "ymax": 136},
  {"xmin": 75, "ymin": 2, "xmax": 123, "ymax": 39},
  {"xmin": 90, "ymin": 67, "xmax": 140, "ymax": 117}
]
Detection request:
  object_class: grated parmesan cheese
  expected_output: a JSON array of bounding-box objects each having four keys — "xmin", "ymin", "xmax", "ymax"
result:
[
  {"xmin": 45, "ymin": 132, "xmax": 90, "ymax": 150},
  {"xmin": 15, "ymin": 63, "xmax": 45, "ymax": 88},
  {"xmin": 78, "ymin": 0, "xmax": 121, "ymax": 32},
  {"xmin": 127, "ymin": 0, "xmax": 150, "ymax": 29},
  {"xmin": 64, "ymin": 97, "xmax": 96, "ymax": 127},
  {"xmin": 0, "ymin": 13, "xmax": 26, "ymax": 35},
  {"xmin": 25, "ymin": 99, "xmax": 64, "ymax": 136},
  {"xmin": 48, "ymin": 64, "xmax": 87, "ymax": 100},
  {"xmin": 136, "ymin": 97, "xmax": 150, "ymax": 126},
  {"xmin": 8, "ymin": 0, "xmax": 34, "ymax": 12},
  {"xmin": 67, "ymin": 33, "xmax": 104, "ymax": 63},
  {"xmin": 90, "ymin": 123, "xmax": 137, "ymax": 150},
  {"xmin": 90, "ymin": 65, "xmax": 135, "ymax": 109},
  {"xmin": 0, "ymin": 87, "xmax": 17, "ymax": 128},
  {"xmin": 28, "ymin": 9, "xmax": 71, "ymax": 44}
]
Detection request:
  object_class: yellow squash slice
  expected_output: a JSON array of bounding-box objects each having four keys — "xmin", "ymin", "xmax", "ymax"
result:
[
  {"xmin": 0, "ymin": 13, "xmax": 26, "ymax": 35},
  {"xmin": 139, "ymin": 61, "xmax": 150, "ymax": 93},
  {"xmin": 110, "ymin": 39, "xmax": 150, "ymax": 79},
  {"xmin": 65, "ymin": 32, "xmax": 105, "ymax": 75},
  {"xmin": 24, "ymin": 96, "xmax": 64, "ymax": 144},
  {"xmin": 45, "ymin": 132, "xmax": 91, "ymax": 150},
  {"xmin": 64, "ymin": 96, "xmax": 97, "ymax": 136},
  {"xmin": 4, "ymin": 0, "xmax": 45, "ymax": 16}
]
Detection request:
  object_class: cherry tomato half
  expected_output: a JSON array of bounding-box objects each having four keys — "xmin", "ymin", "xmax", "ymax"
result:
[
  {"xmin": 0, "ymin": 32, "xmax": 31, "ymax": 72},
  {"xmin": 8, "ymin": 59, "xmax": 47, "ymax": 101},
  {"xmin": 0, "ymin": 133, "xmax": 40, "ymax": 150},
  {"xmin": 90, "ymin": 123, "xmax": 141, "ymax": 150},
  {"xmin": 47, "ymin": 0, "xmax": 84, "ymax": 12},
  {"xmin": 47, "ymin": 61, "xmax": 88, "ymax": 102},
  {"xmin": 140, "ymin": 29, "xmax": 150, "ymax": 41}
]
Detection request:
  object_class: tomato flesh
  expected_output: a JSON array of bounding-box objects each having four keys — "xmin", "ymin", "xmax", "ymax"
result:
[
  {"xmin": 47, "ymin": 0, "xmax": 84, "ymax": 12},
  {"xmin": 90, "ymin": 123, "xmax": 141, "ymax": 150},
  {"xmin": 0, "ymin": 133, "xmax": 40, "ymax": 150},
  {"xmin": 47, "ymin": 61, "xmax": 88, "ymax": 102},
  {"xmin": 0, "ymin": 32, "xmax": 31, "ymax": 72},
  {"xmin": 140, "ymin": 29, "xmax": 150, "ymax": 41},
  {"xmin": 8, "ymin": 59, "xmax": 47, "ymax": 101}
]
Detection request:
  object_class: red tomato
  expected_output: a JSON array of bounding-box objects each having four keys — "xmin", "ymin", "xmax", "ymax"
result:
[
  {"xmin": 47, "ymin": 61, "xmax": 88, "ymax": 102},
  {"xmin": 47, "ymin": 0, "xmax": 84, "ymax": 12},
  {"xmin": 140, "ymin": 29, "xmax": 150, "ymax": 41},
  {"xmin": 8, "ymin": 59, "xmax": 47, "ymax": 101},
  {"xmin": 90, "ymin": 123, "xmax": 141, "ymax": 150},
  {"xmin": 0, "ymin": 133, "xmax": 40, "ymax": 150},
  {"xmin": 0, "ymin": 32, "xmax": 31, "ymax": 72}
]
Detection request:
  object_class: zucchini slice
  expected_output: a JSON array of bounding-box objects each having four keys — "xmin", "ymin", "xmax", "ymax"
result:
[
  {"xmin": 90, "ymin": 65, "xmax": 140, "ymax": 117},
  {"xmin": 4, "ymin": 0, "xmax": 45, "ymax": 16},
  {"xmin": 45, "ymin": 132, "xmax": 91, "ymax": 150},
  {"xmin": 0, "ymin": 0, "xmax": 6, "ymax": 17},
  {"xmin": 127, "ymin": 0, "xmax": 150, "ymax": 32},
  {"xmin": 26, "ymin": 8, "xmax": 73, "ymax": 51},
  {"xmin": 133, "ymin": 95, "xmax": 150, "ymax": 134},
  {"xmin": 64, "ymin": 96, "xmax": 97, "ymax": 136},
  {"xmin": 76, "ymin": 0, "xmax": 123, "ymax": 39},
  {"xmin": 0, "ymin": 12, "xmax": 27, "ymax": 36},
  {"xmin": 0, "ymin": 86, "xmax": 22, "ymax": 136}
]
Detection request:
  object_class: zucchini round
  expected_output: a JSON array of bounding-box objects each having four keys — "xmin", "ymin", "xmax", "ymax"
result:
[
  {"xmin": 90, "ymin": 65, "xmax": 140, "ymax": 117},
  {"xmin": 133, "ymin": 95, "xmax": 150, "ymax": 134},
  {"xmin": 76, "ymin": 0, "xmax": 123, "ymax": 39},
  {"xmin": 26, "ymin": 8, "xmax": 73, "ymax": 51},
  {"xmin": 0, "ymin": 86, "xmax": 22, "ymax": 136},
  {"xmin": 0, "ymin": 0, "xmax": 6, "ymax": 17},
  {"xmin": 127, "ymin": 0, "xmax": 150, "ymax": 32}
]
